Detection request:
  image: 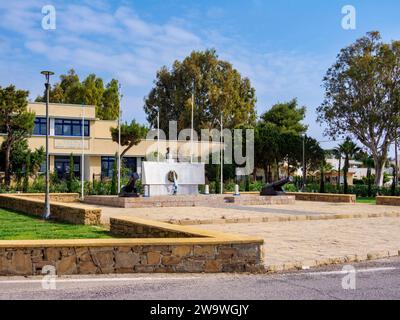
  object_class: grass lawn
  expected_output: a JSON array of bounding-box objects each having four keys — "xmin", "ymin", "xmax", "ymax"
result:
[
  {"xmin": 0, "ymin": 208, "xmax": 113, "ymax": 240},
  {"xmin": 356, "ymin": 197, "xmax": 376, "ymax": 204}
]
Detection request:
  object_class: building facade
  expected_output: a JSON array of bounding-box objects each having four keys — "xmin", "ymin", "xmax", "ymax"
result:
[{"xmin": 0, "ymin": 102, "xmax": 219, "ymax": 182}]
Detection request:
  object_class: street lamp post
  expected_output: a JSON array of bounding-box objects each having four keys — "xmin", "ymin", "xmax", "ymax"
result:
[
  {"xmin": 302, "ymin": 134, "xmax": 306, "ymax": 192},
  {"xmin": 191, "ymin": 80, "xmax": 195, "ymax": 163},
  {"xmin": 220, "ymin": 113, "xmax": 223, "ymax": 194},
  {"xmin": 118, "ymin": 108, "xmax": 121, "ymax": 194},
  {"xmin": 117, "ymin": 87, "xmax": 123, "ymax": 194},
  {"xmin": 41, "ymin": 71, "xmax": 54, "ymax": 219},
  {"xmin": 395, "ymin": 133, "xmax": 398, "ymax": 187},
  {"xmin": 157, "ymin": 108, "xmax": 160, "ymax": 162},
  {"xmin": 81, "ymin": 104, "xmax": 85, "ymax": 201}
]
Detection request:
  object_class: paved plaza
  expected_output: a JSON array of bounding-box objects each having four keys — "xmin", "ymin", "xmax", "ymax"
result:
[
  {"xmin": 86, "ymin": 200, "xmax": 400, "ymax": 271},
  {"xmin": 96, "ymin": 201, "xmax": 400, "ymax": 225},
  {"xmin": 202, "ymin": 217, "xmax": 400, "ymax": 270}
]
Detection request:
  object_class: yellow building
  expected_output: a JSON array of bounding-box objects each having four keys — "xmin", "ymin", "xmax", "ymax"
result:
[{"xmin": 1, "ymin": 102, "xmax": 219, "ymax": 181}]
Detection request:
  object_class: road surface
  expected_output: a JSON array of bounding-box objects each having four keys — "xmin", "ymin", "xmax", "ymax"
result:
[{"xmin": 0, "ymin": 257, "xmax": 399, "ymax": 300}]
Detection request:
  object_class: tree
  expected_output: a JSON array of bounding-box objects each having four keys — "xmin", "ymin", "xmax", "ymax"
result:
[
  {"xmin": 0, "ymin": 85, "xmax": 34, "ymax": 188},
  {"xmin": 254, "ymin": 122, "xmax": 281, "ymax": 183},
  {"xmin": 101, "ymin": 79, "xmax": 120, "ymax": 121},
  {"xmin": 144, "ymin": 49, "xmax": 257, "ymax": 134},
  {"xmin": 255, "ymin": 120, "xmax": 322, "ymax": 184},
  {"xmin": 391, "ymin": 164, "xmax": 397, "ymax": 195},
  {"xmin": 111, "ymin": 153, "xmax": 118, "ymax": 195},
  {"xmin": 331, "ymin": 148, "xmax": 343, "ymax": 190},
  {"xmin": 81, "ymin": 74, "xmax": 104, "ymax": 107},
  {"xmin": 356, "ymin": 151, "xmax": 375, "ymax": 197},
  {"xmin": 261, "ymin": 99, "xmax": 308, "ymax": 135},
  {"xmin": 338, "ymin": 137, "xmax": 361, "ymax": 194},
  {"xmin": 4, "ymin": 139, "xmax": 30, "ymax": 190},
  {"xmin": 258, "ymin": 99, "xmax": 308, "ymax": 179},
  {"xmin": 303, "ymin": 135, "xmax": 325, "ymax": 181},
  {"xmin": 110, "ymin": 120, "xmax": 148, "ymax": 158},
  {"xmin": 67, "ymin": 153, "xmax": 75, "ymax": 192},
  {"xmin": 36, "ymin": 69, "xmax": 120, "ymax": 120},
  {"xmin": 22, "ymin": 152, "xmax": 30, "ymax": 193},
  {"xmin": 0, "ymin": 138, "xmax": 45, "ymax": 191},
  {"xmin": 319, "ymin": 157, "xmax": 333, "ymax": 194},
  {"xmin": 317, "ymin": 31, "xmax": 400, "ymax": 187}
]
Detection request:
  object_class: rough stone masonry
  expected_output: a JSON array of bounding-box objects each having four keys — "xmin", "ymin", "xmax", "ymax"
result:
[{"xmin": 0, "ymin": 243, "xmax": 264, "ymax": 275}]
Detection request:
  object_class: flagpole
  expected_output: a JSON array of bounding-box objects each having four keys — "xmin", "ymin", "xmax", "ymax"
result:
[
  {"xmin": 118, "ymin": 108, "xmax": 121, "ymax": 194},
  {"xmin": 118, "ymin": 85, "xmax": 122, "ymax": 194},
  {"xmin": 191, "ymin": 80, "xmax": 194, "ymax": 163},
  {"xmin": 220, "ymin": 113, "xmax": 223, "ymax": 194},
  {"xmin": 81, "ymin": 104, "xmax": 85, "ymax": 200},
  {"xmin": 157, "ymin": 108, "xmax": 160, "ymax": 162}
]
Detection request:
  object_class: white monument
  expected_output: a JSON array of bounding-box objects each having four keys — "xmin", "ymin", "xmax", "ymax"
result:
[{"xmin": 141, "ymin": 149, "xmax": 205, "ymax": 196}]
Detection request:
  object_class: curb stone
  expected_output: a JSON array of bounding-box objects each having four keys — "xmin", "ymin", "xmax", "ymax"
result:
[
  {"xmin": 264, "ymin": 250, "xmax": 400, "ymax": 274},
  {"xmin": 164, "ymin": 212, "xmax": 400, "ymax": 226}
]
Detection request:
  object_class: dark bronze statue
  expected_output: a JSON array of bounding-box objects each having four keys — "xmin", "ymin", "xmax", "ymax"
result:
[
  {"xmin": 260, "ymin": 176, "xmax": 293, "ymax": 196},
  {"xmin": 119, "ymin": 172, "xmax": 140, "ymax": 198}
]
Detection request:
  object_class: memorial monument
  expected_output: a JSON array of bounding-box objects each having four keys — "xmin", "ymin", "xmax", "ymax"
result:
[{"xmin": 141, "ymin": 148, "xmax": 205, "ymax": 196}]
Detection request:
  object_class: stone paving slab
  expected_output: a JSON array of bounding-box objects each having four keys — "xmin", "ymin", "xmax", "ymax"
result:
[
  {"xmin": 196, "ymin": 217, "xmax": 400, "ymax": 271},
  {"xmin": 94, "ymin": 201, "xmax": 400, "ymax": 225}
]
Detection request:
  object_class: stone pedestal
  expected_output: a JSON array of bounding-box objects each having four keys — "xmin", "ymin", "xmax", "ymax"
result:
[{"xmin": 141, "ymin": 161, "xmax": 205, "ymax": 196}]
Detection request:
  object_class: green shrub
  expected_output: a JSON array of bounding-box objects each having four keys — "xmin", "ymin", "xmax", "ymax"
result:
[
  {"xmin": 283, "ymin": 183, "xmax": 298, "ymax": 192},
  {"xmin": 208, "ymin": 181, "xmax": 217, "ymax": 194},
  {"xmin": 224, "ymin": 180, "xmax": 236, "ymax": 192},
  {"xmin": 249, "ymin": 180, "xmax": 263, "ymax": 192},
  {"xmin": 28, "ymin": 175, "xmax": 46, "ymax": 193},
  {"xmin": 91, "ymin": 180, "xmax": 112, "ymax": 195}
]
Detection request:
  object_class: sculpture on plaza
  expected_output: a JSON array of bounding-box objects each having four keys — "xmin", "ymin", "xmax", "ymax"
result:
[
  {"xmin": 167, "ymin": 170, "xmax": 178, "ymax": 195},
  {"xmin": 260, "ymin": 176, "xmax": 293, "ymax": 196},
  {"xmin": 119, "ymin": 172, "xmax": 140, "ymax": 198}
]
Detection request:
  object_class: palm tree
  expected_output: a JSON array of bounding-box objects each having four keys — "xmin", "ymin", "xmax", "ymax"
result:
[
  {"xmin": 331, "ymin": 148, "xmax": 342, "ymax": 191},
  {"xmin": 319, "ymin": 156, "xmax": 333, "ymax": 194},
  {"xmin": 357, "ymin": 152, "xmax": 375, "ymax": 197},
  {"xmin": 338, "ymin": 137, "xmax": 361, "ymax": 194}
]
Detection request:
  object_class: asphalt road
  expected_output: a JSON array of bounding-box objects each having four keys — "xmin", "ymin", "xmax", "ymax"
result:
[{"xmin": 0, "ymin": 257, "xmax": 399, "ymax": 300}]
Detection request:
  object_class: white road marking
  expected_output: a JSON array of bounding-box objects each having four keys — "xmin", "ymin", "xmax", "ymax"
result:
[
  {"xmin": 298, "ymin": 267, "xmax": 397, "ymax": 276},
  {"xmin": 0, "ymin": 276, "xmax": 200, "ymax": 285}
]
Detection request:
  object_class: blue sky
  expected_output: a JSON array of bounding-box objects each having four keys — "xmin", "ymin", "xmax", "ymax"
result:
[{"xmin": 1, "ymin": 0, "xmax": 399, "ymax": 150}]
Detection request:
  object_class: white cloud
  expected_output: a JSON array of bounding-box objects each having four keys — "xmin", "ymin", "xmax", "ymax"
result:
[{"xmin": 0, "ymin": 1, "xmax": 328, "ymax": 130}]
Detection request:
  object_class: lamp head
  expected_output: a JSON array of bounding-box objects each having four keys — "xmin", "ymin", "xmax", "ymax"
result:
[
  {"xmin": 40, "ymin": 71, "xmax": 54, "ymax": 76},
  {"xmin": 40, "ymin": 71, "xmax": 54, "ymax": 83}
]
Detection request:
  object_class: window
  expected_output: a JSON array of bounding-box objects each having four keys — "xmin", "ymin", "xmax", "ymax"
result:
[
  {"xmin": 101, "ymin": 157, "xmax": 115, "ymax": 178},
  {"xmin": 33, "ymin": 118, "xmax": 47, "ymax": 135},
  {"xmin": 54, "ymin": 156, "xmax": 81, "ymax": 179},
  {"xmin": 55, "ymin": 119, "xmax": 89, "ymax": 137},
  {"xmin": 39, "ymin": 161, "xmax": 46, "ymax": 173},
  {"xmin": 122, "ymin": 157, "xmax": 137, "ymax": 177}
]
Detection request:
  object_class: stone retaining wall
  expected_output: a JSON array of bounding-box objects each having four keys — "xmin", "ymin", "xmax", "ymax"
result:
[
  {"xmin": 84, "ymin": 194, "xmax": 294, "ymax": 208},
  {"xmin": 228, "ymin": 195, "xmax": 295, "ymax": 205},
  {"xmin": 0, "ymin": 242, "xmax": 263, "ymax": 275},
  {"xmin": 224, "ymin": 191, "xmax": 355, "ymax": 204},
  {"xmin": 376, "ymin": 196, "xmax": 400, "ymax": 206},
  {"xmin": 286, "ymin": 192, "xmax": 356, "ymax": 203},
  {"xmin": 12, "ymin": 193, "xmax": 80, "ymax": 203},
  {"xmin": 0, "ymin": 194, "xmax": 100, "ymax": 225},
  {"xmin": 84, "ymin": 195, "xmax": 232, "ymax": 208},
  {"xmin": 0, "ymin": 217, "xmax": 264, "ymax": 275},
  {"xmin": 111, "ymin": 218, "xmax": 206, "ymax": 238}
]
